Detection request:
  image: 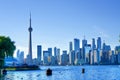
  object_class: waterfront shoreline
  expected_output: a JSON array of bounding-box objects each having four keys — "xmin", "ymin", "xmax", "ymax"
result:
[{"xmin": 4, "ymin": 65, "xmax": 40, "ymax": 71}]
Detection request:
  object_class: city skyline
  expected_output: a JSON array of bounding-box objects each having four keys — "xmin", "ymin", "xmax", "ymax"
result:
[
  {"xmin": 0, "ymin": 0, "xmax": 120, "ymax": 58},
  {"xmin": 35, "ymin": 36, "xmax": 120, "ymax": 65},
  {"xmin": 9, "ymin": 36, "xmax": 120, "ymax": 66}
]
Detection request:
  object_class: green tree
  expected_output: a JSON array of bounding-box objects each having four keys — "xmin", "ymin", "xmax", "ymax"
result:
[{"xmin": 0, "ymin": 36, "xmax": 16, "ymax": 68}]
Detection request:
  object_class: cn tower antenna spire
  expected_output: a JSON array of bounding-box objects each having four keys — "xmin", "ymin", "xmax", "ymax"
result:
[{"xmin": 30, "ymin": 12, "xmax": 31, "ymax": 28}]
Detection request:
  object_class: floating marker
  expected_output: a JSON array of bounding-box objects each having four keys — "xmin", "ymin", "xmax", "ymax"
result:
[
  {"xmin": 82, "ymin": 68, "xmax": 85, "ymax": 74},
  {"xmin": 46, "ymin": 68, "xmax": 52, "ymax": 76}
]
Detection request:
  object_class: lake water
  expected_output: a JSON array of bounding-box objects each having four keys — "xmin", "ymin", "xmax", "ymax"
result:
[{"xmin": 1, "ymin": 65, "xmax": 120, "ymax": 80}]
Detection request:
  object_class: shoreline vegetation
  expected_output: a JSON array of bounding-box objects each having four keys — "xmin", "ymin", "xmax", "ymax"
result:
[{"xmin": 0, "ymin": 36, "xmax": 16, "ymax": 77}]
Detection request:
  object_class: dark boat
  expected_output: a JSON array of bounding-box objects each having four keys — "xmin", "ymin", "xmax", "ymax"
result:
[
  {"xmin": 46, "ymin": 68, "xmax": 52, "ymax": 76},
  {"xmin": 82, "ymin": 68, "xmax": 85, "ymax": 74}
]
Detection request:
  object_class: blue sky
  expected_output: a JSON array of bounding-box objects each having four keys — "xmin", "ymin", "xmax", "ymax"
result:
[{"xmin": 0, "ymin": 0, "xmax": 120, "ymax": 58}]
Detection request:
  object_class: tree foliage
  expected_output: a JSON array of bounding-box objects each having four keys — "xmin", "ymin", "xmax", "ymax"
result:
[{"xmin": 0, "ymin": 36, "xmax": 16, "ymax": 67}]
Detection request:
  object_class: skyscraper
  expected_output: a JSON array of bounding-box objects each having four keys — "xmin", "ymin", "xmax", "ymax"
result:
[
  {"xmin": 84, "ymin": 44, "xmax": 91, "ymax": 64},
  {"xmin": 97, "ymin": 37, "xmax": 101, "ymax": 50},
  {"xmin": 43, "ymin": 51, "xmax": 49, "ymax": 65},
  {"xmin": 19, "ymin": 51, "xmax": 24, "ymax": 64},
  {"xmin": 54, "ymin": 47, "xmax": 58, "ymax": 65},
  {"xmin": 57, "ymin": 48, "xmax": 60, "ymax": 64},
  {"xmin": 102, "ymin": 43, "xmax": 111, "ymax": 64},
  {"xmin": 28, "ymin": 13, "xmax": 33, "ymax": 65},
  {"xmin": 60, "ymin": 50, "xmax": 68, "ymax": 65},
  {"xmin": 48, "ymin": 48, "xmax": 52, "ymax": 57},
  {"xmin": 16, "ymin": 50, "xmax": 24, "ymax": 64},
  {"xmin": 82, "ymin": 38, "xmax": 87, "ymax": 48},
  {"xmin": 69, "ymin": 50, "xmax": 75, "ymax": 65},
  {"xmin": 54, "ymin": 47, "xmax": 57, "ymax": 57},
  {"xmin": 37, "ymin": 45, "xmax": 42, "ymax": 64},
  {"xmin": 74, "ymin": 38, "xmax": 80, "ymax": 53},
  {"xmin": 115, "ymin": 46, "xmax": 120, "ymax": 64},
  {"xmin": 92, "ymin": 38, "xmax": 96, "ymax": 50},
  {"xmin": 93, "ymin": 49, "xmax": 97, "ymax": 64},
  {"xmin": 82, "ymin": 38, "xmax": 87, "ymax": 61},
  {"xmin": 90, "ymin": 50, "xmax": 93, "ymax": 65},
  {"xmin": 97, "ymin": 37, "xmax": 101, "ymax": 64},
  {"xmin": 16, "ymin": 49, "xmax": 20, "ymax": 61},
  {"xmin": 69, "ymin": 42, "xmax": 73, "ymax": 52}
]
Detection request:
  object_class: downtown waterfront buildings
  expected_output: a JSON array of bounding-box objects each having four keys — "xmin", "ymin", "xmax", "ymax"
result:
[
  {"xmin": 11, "ymin": 14, "xmax": 120, "ymax": 66},
  {"xmin": 13, "ymin": 33, "xmax": 120, "ymax": 66},
  {"xmin": 33, "ymin": 37, "xmax": 120, "ymax": 66}
]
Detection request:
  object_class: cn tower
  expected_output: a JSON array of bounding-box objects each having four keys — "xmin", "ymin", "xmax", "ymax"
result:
[{"xmin": 28, "ymin": 13, "xmax": 33, "ymax": 65}]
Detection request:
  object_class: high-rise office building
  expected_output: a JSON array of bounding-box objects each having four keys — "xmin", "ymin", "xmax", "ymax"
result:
[
  {"xmin": 90, "ymin": 50, "xmax": 93, "ymax": 65},
  {"xmin": 97, "ymin": 50, "xmax": 101, "ymax": 64},
  {"xmin": 97, "ymin": 37, "xmax": 101, "ymax": 50},
  {"xmin": 43, "ymin": 51, "xmax": 49, "ymax": 65},
  {"xmin": 57, "ymin": 48, "xmax": 60, "ymax": 64},
  {"xmin": 92, "ymin": 38, "xmax": 96, "ymax": 50},
  {"xmin": 74, "ymin": 38, "xmax": 80, "ymax": 53},
  {"xmin": 82, "ymin": 38, "xmax": 87, "ymax": 61},
  {"xmin": 75, "ymin": 50, "xmax": 81, "ymax": 65},
  {"xmin": 69, "ymin": 42, "xmax": 73, "ymax": 52},
  {"xmin": 101, "ymin": 43, "xmax": 111, "ymax": 64},
  {"xmin": 84, "ymin": 44, "xmax": 91, "ymax": 64},
  {"xmin": 118, "ymin": 53, "xmax": 120, "ymax": 64},
  {"xmin": 115, "ymin": 46, "xmax": 120, "ymax": 64},
  {"xmin": 97, "ymin": 37, "xmax": 101, "ymax": 64},
  {"xmin": 48, "ymin": 48, "xmax": 52, "ymax": 57},
  {"xmin": 69, "ymin": 50, "xmax": 75, "ymax": 65},
  {"xmin": 110, "ymin": 50, "xmax": 115, "ymax": 64},
  {"xmin": 82, "ymin": 39, "xmax": 87, "ymax": 48},
  {"xmin": 54, "ymin": 47, "xmax": 57, "ymax": 57},
  {"xmin": 37, "ymin": 45, "xmax": 42, "ymax": 64},
  {"xmin": 93, "ymin": 49, "xmax": 97, "ymax": 64},
  {"xmin": 19, "ymin": 51, "xmax": 24, "ymax": 64},
  {"xmin": 51, "ymin": 56, "xmax": 55, "ymax": 65},
  {"xmin": 60, "ymin": 50, "xmax": 68, "ymax": 65},
  {"xmin": 54, "ymin": 47, "xmax": 60, "ymax": 65},
  {"xmin": 48, "ymin": 48, "xmax": 52, "ymax": 65},
  {"xmin": 16, "ymin": 49, "xmax": 20, "ymax": 61},
  {"xmin": 16, "ymin": 50, "xmax": 24, "ymax": 64}
]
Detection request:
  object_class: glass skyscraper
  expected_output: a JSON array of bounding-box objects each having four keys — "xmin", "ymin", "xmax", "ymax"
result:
[
  {"xmin": 69, "ymin": 50, "xmax": 75, "ymax": 65},
  {"xmin": 97, "ymin": 37, "xmax": 101, "ymax": 64},
  {"xmin": 82, "ymin": 38, "xmax": 87, "ymax": 61},
  {"xmin": 48, "ymin": 48, "xmax": 52, "ymax": 57},
  {"xmin": 82, "ymin": 39, "xmax": 87, "ymax": 48},
  {"xmin": 92, "ymin": 38, "xmax": 96, "ymax": 50},
  {"xmin": 61, "ymin": 50, "xmax": 68, "ymax": 65},
  {"xmin": 54, "ymin": 47, "xmax": 57, "ymax": 57},
  {"xmin": 74, "ymin": 38, "xmax": 80, "ymax": 53},
  {"xmin": 97, "ymin": 37, "xmax": 101, "ymax": 50},
  {"xmin": 43, "ymin": 51, "xmax": 49, "ymax": 65},
  {"xmin": 84, "ymin": 44, "xmax": 91, "ymax": 64},
  {"xmin": 37, "ymin": 45, "xmax": 42, "ymax": 64},
  {"xmin": 69, "ymin": 42, "xmax": 73, "ymax": 52}
]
